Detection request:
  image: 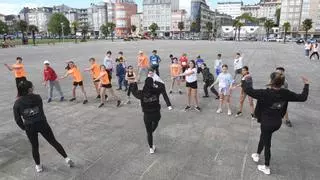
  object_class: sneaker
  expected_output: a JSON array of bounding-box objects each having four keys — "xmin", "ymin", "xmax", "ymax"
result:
[
  {"xmin": 285, "ymin": 120, "xmax": 293, "ymax": 127},
  {"xmin": 251, "ymin": 113, "xmax": 257, "ymax": 120},
  {"xmin": 116, "ymin": 100, "xmax": 121, "ymax": 107},
  {"xmin": 98, "ymin": 103, "xmax": 104, "ymax": 108},
  {"xmin": 60, "ymin": 97, "xmax": 64, "ymax": 102},
  {"xmin": 215, "ymin": 96, "xmax": 220, "ymax": 100},
  {"xmin": 178, "ymin": 91, "xmax": 182, "ymax": 94},
  {"xmin": 116, "ymin": 88, "xmax": 122, "ymax": 91},
  {"xmin": 168, "ymin": 106, "xmax": 173, "ymax": 110},
  {"xmin": 228, "ymin": 109, "xmax": 232, "ymax": 116},
  {"xmin": 169, "ymin": 90, "xmax": 173, "ymax": 94},
  {"xmin": 216, "ymin": 108, "xmax": 222, "ymax": 114},
  {"xmin": 65, "ymin": 158, "xmax": 74, "ymax": 167},
  {"xmin": 235, "ymin": 111, "xmax": 242, "ymax": 117},
  {"xmin": 184, "ymin": 106, "xmax": 191, "ymax": 111},
  {"xmin": 83, "ymin": 100, "xmax": 88, "ymax": 104},
  {"xmin": 47, "ymin": 98, "xmax": 52, "ymax": 103},
  {"xmin": 257, "ymin": 165, "xmax": 271, "ymax": 175},
  {"xmin": 69, "ymin": 97, "xmax": 76, "ymax": 102},
  {"xmin": 251, "ymin": 153, "xmax": 259, "ymax": 163},
  {"xmin": 195, "ymin": 106, "xmax": 201, "ymax": 112},
  {"xmin": 202, "ymin": 95, "xmax": 209, "ymax": 98},
  {"xmin": 35, "ymin": 165, "xmax": 43, "ymax": 173},
  {"xmin": 149, "ymin": 145, "xmax": 156, "ymax": 154},
  {"xmin": 96, "ymin": 95, "xmax": 101, "ymax": 99}
]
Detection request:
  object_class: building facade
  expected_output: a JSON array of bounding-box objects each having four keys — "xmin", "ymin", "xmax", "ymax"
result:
[
  {"xmin": 241, "ymin": 0, "xmax": 280, "ymax": 22},
  {"xmin": 171, "ymin": 9, "xmax": 188, "ymax": 32},
  {"xmin": 131, "ymin": 13, "xmax": 143, "ymax": 35},
  {"xmin": 142, "ymin": 0, "xmax": 179, "ymax": 34},
  {"xmin": 87, "ymin": 3, "xmax": 108, "ymax": 35},
  {"xmin": 0, "ymin": 14, "xmax": 5, "ymax": 22},
  {"xmin": 27, "ymin": 7, "xmax": 53, "ymax": 33},
  {"xmin": 115, "ymin": 0, "xmax": 137, "ymax": 37},
  {"xmin": 217, "ymin": 1, "xmax": 242, "ymax": 19}
]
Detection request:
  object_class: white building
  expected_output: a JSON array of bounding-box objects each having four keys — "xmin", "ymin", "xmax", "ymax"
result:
[
  {"xmin": 88, "ymin": 2, "xmax": 108, "ymax": 35},
  {"xmin": 217, "ymin": 1, "xmax": 242, "ymax": 19},
  {"xmin": 27, "ymin": 7, "xmax": 53, "ymax": 33},
  {"xmin": 171, "ymin": 9, "xmax": 188, "ymax": 32},
  {"xmin": 142, "ymin": 0, "xmax": 179, "ymax": 33},
  {"xmin": 0, "ymin": 14, "xmax": 5, "ymax": 22},
  {"xmin": 241, "ymin": 0, "xmax": 280, "ymax": 22},
  {"xmin": 131, "ymin": 13, "xmax": 143, "ymax": 35}
]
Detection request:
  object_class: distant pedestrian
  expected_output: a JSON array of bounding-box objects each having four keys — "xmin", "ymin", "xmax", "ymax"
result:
[
  {"xmin": 214, "ymin": 54, "xmax": 223, "ymax": 76},
  {"xmin": 42, "ymin": 60, "xmax": 64, "ymax": 103},
  {"xmin": 195, "ymin": 55, "xmax": 205, "ymax": 74},
  {"xmin": 149, "ymin": 50, "xmax": 161, "ymax": 76}
]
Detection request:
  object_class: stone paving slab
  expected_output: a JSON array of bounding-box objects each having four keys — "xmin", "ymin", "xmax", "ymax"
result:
[{"xmin": 0, "ymin": 40, "xmax": 319, "ymax": 180}]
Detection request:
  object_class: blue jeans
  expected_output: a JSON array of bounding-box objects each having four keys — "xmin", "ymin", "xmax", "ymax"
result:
[
  {"xmin": 118, "ymin": 75, "xmax": 125, "ymax": 89},
  {"xmin": 305, "ymin": 49, "xmax": 310, "ymax": 56}
]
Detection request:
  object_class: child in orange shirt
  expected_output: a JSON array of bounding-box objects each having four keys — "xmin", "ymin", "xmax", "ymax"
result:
[
  {"xmin": 4, "ymin": 57, "xmax": 27, "ymax": 96},
  {"xmin": 84, "ymin": 58, "xmax": 101, "ymax": 99},
  {"xmin": 60, "ymin": 61, "xmax": 88, "ymax": 104},
  {"xmin": 169, "ymin": 57, "xmax": 182, "ymax": 94}
]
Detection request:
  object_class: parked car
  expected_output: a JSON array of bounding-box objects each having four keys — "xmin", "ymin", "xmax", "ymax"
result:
[
  {"xmin": 247, "ymin": 37, "xmax": 258, "ymax": 41},
  {"xmin": 296, "ymin": 38, "xmax": 304, "ymax": 44},
  {"xmin": 276, "ymin": 38, "xmax": 283, "ymax": 42}
]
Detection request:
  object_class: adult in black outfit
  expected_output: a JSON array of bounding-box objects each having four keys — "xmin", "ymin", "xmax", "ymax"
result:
[
  {"xmin": 13, "ymin": 80, "xmax": 74, "ymax": 173},
  {"xmin": 242, "ymin": 72, "xmax": 309, "ymax": 175},
  {"xmin": 131, "ymin": 77, "xmax": 162, "ymax": 154}
]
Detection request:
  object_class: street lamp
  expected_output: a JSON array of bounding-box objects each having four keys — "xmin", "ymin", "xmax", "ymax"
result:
[{"xmin": 61, "ymin": 22, "xmax": 64, "ymax": 43}]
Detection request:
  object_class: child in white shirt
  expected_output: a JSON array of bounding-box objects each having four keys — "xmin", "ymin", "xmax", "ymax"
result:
[{"xmin": 214, "ymin": 54, "xmax": 223, "ymax": 76}]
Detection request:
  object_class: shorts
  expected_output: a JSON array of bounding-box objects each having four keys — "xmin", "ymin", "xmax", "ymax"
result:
[
  {"xmin": 219, "ymin": 87, "xmax": 230, "ymax": 96},
  {"xmin": 186, "ymin": 81, "xmax": 197, "ymax": 89},
  {"xmin": 235, "ymin": 68, "xmax": 242, "ymax": 75},
  {"xmin": 15, "ymin": 77, "xmax": 27, "ymax": 88},
  {"xmin": 101, "ymin": 84, "xmax": 112, "ymax": 88},
  {"xmin": 73, "ymin": 81, "xmax": 83, "ymax": 86}
]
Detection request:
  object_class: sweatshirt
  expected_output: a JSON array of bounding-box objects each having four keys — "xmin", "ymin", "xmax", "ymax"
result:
[
  {"xmin": 130, "ymin": 83, "xmax": 162, "ymax": 113},
  {"xmin": 116, "ymin": 63, "xmax": 126, "ymax": 76},
  {"xmin": 202, "ymin": 67, "xmax": 214, "ymax": 83},
  {"xmin": 13, "ymin": 94, "xmax": 47, "ymax": 130},
  {"xmin": 242, "ymin": 80, "xmax": 309, "ymax": 127},
  {"xmin": 43, "ymin": 67, "xmax": 58, "ymax": 81}
]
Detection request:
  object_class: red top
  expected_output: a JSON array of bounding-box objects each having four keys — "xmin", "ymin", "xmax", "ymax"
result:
[
  {"xmin": 43, "ymin": 67, "xmax": 58, "ymax": 81},
  {"xmin": 179, "ymin": 56, "xmax": 188, "ymax": 67}
]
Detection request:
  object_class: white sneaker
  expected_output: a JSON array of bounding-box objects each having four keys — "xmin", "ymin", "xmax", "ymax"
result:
[
  {"xmin": 65, "ymin": 158, "xmax": 74, "ymax": 167},
  {"xmin": 216, "ymin": 108, "xmax": 222, "ymax": 114},
  {"xmin": 168, "ymin": 106, "xmax": 173, "ymax": 110},
  {"xmin": 149, "ymin": 145, "xmax": 156, "ymax": 154},
  {"xmin": 228, "ymin": 109, "xmax": 232, "ymax": 116},
  {"xmin": 35, "ymin": 165, "xmax": 43, "ymax": 173},
  {"xmin": 257, "ymin": 165, "xmax": 271, "ymax": 175},
  {"xmin": 251, "ymin": 153, "xmax": 259, "ymax": 163}
]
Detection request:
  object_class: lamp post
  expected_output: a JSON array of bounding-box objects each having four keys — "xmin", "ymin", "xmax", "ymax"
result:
[{"xmin": 61, "ymin": 22, "xmax": 64, "ymax": 43}]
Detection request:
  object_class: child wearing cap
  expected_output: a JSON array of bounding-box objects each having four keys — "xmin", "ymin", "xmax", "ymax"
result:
[
  {"xmin": 43, "ymin": 61, "xmax": 64, "ymax": 103},
  {"xmin": 4, "ymin": 57, "xmax": 27, "ymax": 96}
]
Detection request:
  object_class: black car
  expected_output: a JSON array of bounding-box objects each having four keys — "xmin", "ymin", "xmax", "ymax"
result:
[{"xmin": 296, "ymin": 38, "xmax": 304, "ymax": 44}]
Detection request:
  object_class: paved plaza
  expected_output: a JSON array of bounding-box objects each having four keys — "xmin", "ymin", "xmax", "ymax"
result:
[{"xmin": 0, "ymin": 40, "xmax": 319, "ymax": 180}]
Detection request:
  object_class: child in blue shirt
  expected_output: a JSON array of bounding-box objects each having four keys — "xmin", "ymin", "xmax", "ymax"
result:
[
  {"xmin": 116, "ymin": 57, "xmax": 126, "ymax": 90},
  {"xmin": 149, "ymin": 50, "xmax": 161, "ymax": 76}
]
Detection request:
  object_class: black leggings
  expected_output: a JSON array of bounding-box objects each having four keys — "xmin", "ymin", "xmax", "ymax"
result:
[
  {"xmin": 158, "ymin": 83, "xmax": 172, "ymax": 107},
  {"xmin": 257, "ymin": 124, "xmax": 281, "ymax": 166},
  {"xmin": 127, "ymin": 83, "xmax": 133, "ymax": 96},
  {"xmin": 144, "ymin": 112, "xmax": 161, "ymax": 148},
  {"xmin": 203, "ymin": 80, "xmax": 219, "ymax": 97},
  {"xmin": 25, "ymin": 121, "xmax": 67, "ymax": 165},
  {"xmin": 310, "ymin": 52, "xmax": 319, "ymax": 60}
]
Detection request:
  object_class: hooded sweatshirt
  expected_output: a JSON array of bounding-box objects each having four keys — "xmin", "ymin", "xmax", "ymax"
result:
[{"xmin": 13, "ymin": 94, "xmax": 47, "ymax": 130}]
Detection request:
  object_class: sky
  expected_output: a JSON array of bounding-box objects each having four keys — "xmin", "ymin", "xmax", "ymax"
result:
[{"xmin": 0, "ymin": 0, "xmax": 259, "ymax": 15}]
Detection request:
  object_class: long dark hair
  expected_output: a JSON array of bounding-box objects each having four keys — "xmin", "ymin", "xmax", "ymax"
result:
[
  {"xmin": 189, "ymin": 60, "xmax": 196, "ymax": 68},
  {"xmin": 18, "ymin": 80, "xmax": 33, "ymax": 96},
  {"xmin": 142, "ymin": 77, "xmax": 156, "ymax": 97},
  {"xmin": 268, "ymin": 72, "xmax": 285, "ymax": 88}
]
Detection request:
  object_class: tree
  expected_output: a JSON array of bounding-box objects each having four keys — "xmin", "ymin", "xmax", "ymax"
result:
[
  {"xmin": 107, "ymin": 22, "xmax": 116, "ymax": 42},
  {"xmin": 302, "ymin": 19, "xmax": 313, "ymax": 41},
  {"xmin": 190, "ymin": 21, "xmax": 197, "ymax": 39},
  {"xmin": 131, "ymin": 25, "xmax": 137, "ymax": 34},
  {"xmin": 264, "ymin": 19, "xmax": 275, "ymax": 40},
  {"xmin": 178, "ymin": 22, "xmax": 184, "ymax": 40},
  {"xmin": 71, "ymin": 21, "xmax": 79, "ymax": 43},
  {"xmin": 283, "ymin": 22, "xmax": 291, "ymax": 44},
  {"xmin": 0, "ymin": 20, "xmax": 8, "ymax": 34},
  {"xmin": 100, "ymin": 24, "xmax": 109, "ymax": 39},
  {"xmin": 80, "ymin": 23, "xmax": 89, "ymax": 41},
  {"xmin": 233, "ymin": 19, "xmax": 239, "ymax": 40},
  {"xmin": 237, "ymin": 22, "xmax": 244, "ymax": 41},
  {"xmin": 48, "ymin": 13, "xmax": 70, "ymax": 38},
  {"xmin": 205, "ymin": 22, "xmax": 213, "ymax": 40},
  {"xmin": 275, "ymin": 8, "xmax": 281, "ymax": 26},
  {"xmin": 28, "ymin": 25, "xmax": 39, "ymax": 46},
  {"xmin": 15, "ymin": 20, "xmax": 28, "ymax": 44},
  {"xmin": 149, "ymin": 23, "xmax": 158, "ymax": 40}
]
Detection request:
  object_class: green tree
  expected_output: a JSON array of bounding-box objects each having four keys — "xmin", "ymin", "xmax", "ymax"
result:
[
  {"xmin": 15, "ymin": 20, "xmax": 28, "ymax": 44},
  {"xmin": 0, "ymin": 20, "xmax": 8, "ymax": 35},
  {"xmin": 302, "ymin": 19, "xmax": 313, "ymax": 41},
  {"xmin": 100, "ymin": 24, "xmax": 109, "ymax": 39},
  {"xmin": 237, "ymin": 22, "xmax": 244, "ymax": 41},
  {"xmin": 205, "ymin": 22, "xmax": 213, "ymax": 40},
  {"xmin": 275, "ymin": 8, "xmax": 281, "ymax": 26},
  {"xmin": 190, "ymin": 21, "xmax": 197, "ymax": 39},
  {"xmin": 48, "ymin": 13, "xmax": 70, "ymax": 38},
  {"xmin": 131, "ymin": 25, "xmax": 137, "ymax": 34},
  {"xmin": 80, "ymin": 22, "xmax": 89, "ymax": 41},
  {"xmin": 233, "ymin": 19, "xmax": 239, "ymax": 40},
  {"xmin": 264, "ymin": 19, "xmax": 275, "ymax": 39},
  {"xmin": 283, "ymin": 22, "xmax": 291, "ymax": 43},
  {"xmin": 71, "ymin": 21, "xmax": 79, "ymax": 43},
  {"xmin": 107, "ymin": 22, "xmax": 116, "ymax": 42},
  {"xmin": 149, "ymin": 23, "xmax": 158, "ymax": 40},
  {"xmin": 28, "ymin": 25, "xmax": 39, "ymax": 46},
  {"xmin": 178, "ymin": 21, "xmax": 184, "ymax": 40}
]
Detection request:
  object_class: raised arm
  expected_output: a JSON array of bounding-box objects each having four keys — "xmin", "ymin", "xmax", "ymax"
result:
[
  {"xmin": 60, "ymin": 71, "xmax": 70, "ymax": 79},
  {"xmin": 130, "ymin": 82, "xmax": 143, "ymax": 100},
  {"xmin": 13, "ymin": 104, "xmax": 25, "ymax": 130},
  {"xmin": 4, "ymin": 64, "xmax": 13, "ymax": 71},
  {"xmin": 285, "ymin": 77, "xmax": 309, "ymax": 102}
]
